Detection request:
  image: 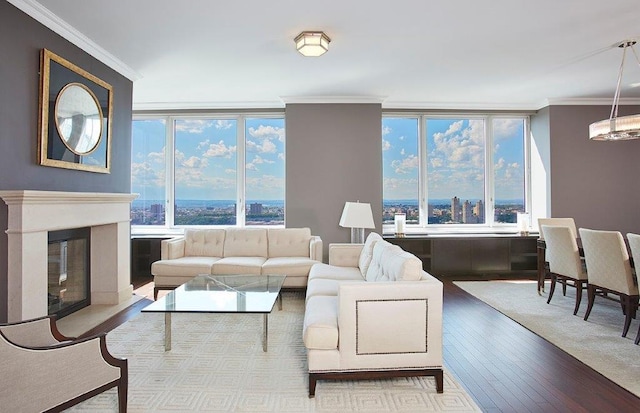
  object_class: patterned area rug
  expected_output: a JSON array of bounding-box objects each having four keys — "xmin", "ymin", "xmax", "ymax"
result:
[
  {"xmin": 455, "ymin": 280, "xmax": 640, "ymax": 398},
  {"xmin": 68, "ymin": 291, "xmax": 480, "ymax": 412}
]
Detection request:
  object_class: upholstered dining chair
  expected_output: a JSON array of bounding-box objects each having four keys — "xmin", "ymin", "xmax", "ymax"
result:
[
  {"xmin": 537, "ymin": 218, "xmax": 578, "ymax": 293},
  {"xmin": 0, "ymin": 315, "xmax": 128, "ymax": 412},
  {"xmin": 624, "ymin": 232, "xmax": 640, "ymax": 345},
  {"xmin": 579, "ymin": 228, "xmax": 639, "ymax": 338},
  {"xmin": 541, "ymin": 225, "xmax": 587, "ymax": 315}
]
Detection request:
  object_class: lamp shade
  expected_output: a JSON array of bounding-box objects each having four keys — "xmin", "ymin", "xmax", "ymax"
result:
[{"xmin": 339, "ymin": 202, "xmax": 375, "ymax": 229}]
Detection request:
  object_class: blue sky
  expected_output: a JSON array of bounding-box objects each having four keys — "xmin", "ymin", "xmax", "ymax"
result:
[
  {"xmin": 131, "ymin": 117, "xmax": 285, "ymax": 202},
  {"xmin": 382, "ymin": 117, "xmax": 525, "ymax": 202}
]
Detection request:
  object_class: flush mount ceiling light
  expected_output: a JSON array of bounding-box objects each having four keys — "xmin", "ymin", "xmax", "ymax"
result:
[
  {"xmin": 294, "ymin": 31, "xmax": 331, "ymax": 57},
  {"xmin": 589, "ymin": 40, "xmax": 640, "ymax": 141}
]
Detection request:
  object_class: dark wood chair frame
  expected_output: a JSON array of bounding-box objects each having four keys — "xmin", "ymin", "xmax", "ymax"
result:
[
  {"xmin": 0, "ymin": 315, "xmax": 128, "ymax": 413},
  {"xmin": 545, "ymin": 262, "xmax": 587, "ymax": 315},
  {"xmin": 308, "ymin": 368, "xmax": 444, "ymax": 398},
  {"xmin": 583, "ymin": 284, "xmax": 639, "ymax": 338}
]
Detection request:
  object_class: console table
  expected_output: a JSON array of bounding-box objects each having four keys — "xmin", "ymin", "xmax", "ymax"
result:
[{"xmin": 386, "ymin": 234, "xmax": 538, "ymax": 278}]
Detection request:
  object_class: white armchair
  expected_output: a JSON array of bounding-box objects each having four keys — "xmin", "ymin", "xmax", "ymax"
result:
[{"xmin": 0, "ymin": 315, "xmax": 127, "ymax": 412}]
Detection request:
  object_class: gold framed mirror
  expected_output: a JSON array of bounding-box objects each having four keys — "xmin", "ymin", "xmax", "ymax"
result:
[{"xmin": 38, "ymin": 49, "xmax": 113, "ymax": 173}]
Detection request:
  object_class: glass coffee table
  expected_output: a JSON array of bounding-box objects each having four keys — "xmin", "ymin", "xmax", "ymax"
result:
[{"xmin": 142, "ymin": 274, "xmax": 286, "ymax": 352}]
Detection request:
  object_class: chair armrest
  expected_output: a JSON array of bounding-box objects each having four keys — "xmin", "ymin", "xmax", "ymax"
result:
[
  {"xmin": 337, "ymin": 280, "xmax": 443, "ymax": 368},
  {"xmin": 161, "ymin": 236, "xmax": 186, "ymax": 259},
  {"xmin": 310, "ymin": 236, "xmax": 323, "ymax": 261},
  {"xmin": 0, "ymin": 315, "xmax": 74, "ymax": 347},
  {"xmin": 329, "ymin": 243, "xmax": 363, "ymax": 267}
]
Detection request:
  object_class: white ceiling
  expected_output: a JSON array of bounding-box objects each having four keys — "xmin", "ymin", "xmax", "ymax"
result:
[{"xmin": 14, "ymin": 0, "xmax": 640, "ymax": 110}]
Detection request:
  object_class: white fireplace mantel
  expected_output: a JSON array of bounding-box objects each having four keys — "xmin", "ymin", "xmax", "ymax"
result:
[{"xmin": 0, "ymin": 190, "xmax": 138, "ymax": 322}]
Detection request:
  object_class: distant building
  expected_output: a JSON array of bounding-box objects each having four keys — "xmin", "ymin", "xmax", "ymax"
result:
[
  {"xmin": 250, "ymin": 203, "xmax": 263, "ymax": 215},
  {"xmin": 150, "ymin": 203, "xmax": 163, "ymax": 215},
  {"xmin": 462, "ymin": 200, "xmax": 474, "ymax": 223},
  {"xmin": 451, "ymin": 196, "xmax": 461, "ymax": 223},
  {"xmin": 428, "ymin": 203, "xmax": 434, "ymax": 218},
  {"xmin": 473, "ymin": 200, "xmax": 484, "ymax": 223}
]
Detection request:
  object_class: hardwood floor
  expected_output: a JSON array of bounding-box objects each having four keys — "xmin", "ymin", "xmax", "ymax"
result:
[{"xmin": 81, "ymin": 277, "xmax": 640, "ymax": 412}]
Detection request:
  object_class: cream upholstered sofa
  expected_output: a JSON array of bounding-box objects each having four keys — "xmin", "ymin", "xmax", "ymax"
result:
[
  {"xmin": 303, "ymin": 232, "xmax": 443, "ymax": 396},
  {"xmin": 151, "ymin": 227, "xmax": 322, "ymax": 298}
]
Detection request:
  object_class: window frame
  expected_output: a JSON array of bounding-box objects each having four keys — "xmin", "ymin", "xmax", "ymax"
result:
[
  {"xmin": 382, "ymin": 112, "xmax": 531, "ymax": 234},
  {"xmin": 131, "ymin": 112, "xmax": 285, "ymax": 235}
]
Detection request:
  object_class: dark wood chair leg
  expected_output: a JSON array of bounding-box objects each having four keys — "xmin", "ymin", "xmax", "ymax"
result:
[
  {"xmin": 573, "ymin": 280, "xmax": 583, "ymax": 315},
  {"xmin": 635, "ymin": 324, "xmax": 640, "ymax": 345},
  {"xmin": 153, "ymin": 287, "xmax": 159, "ymax": 300},
  {"xmin": 584, "ymin": 285, "xmax": 596, "ymax": 321},
  {"xmin": 561, "ymin": 278, "xmax": 567, "ymax": 296},
  {"xmin": 546, "ymin": 273, "xmax": 557, "ymax": 304},
  {"xmin": 308, "ymin": 374, "xmax": 317, "ymax": 398},
  {"xmin": 434, "ymin": 369, "xmax": 444, "ymax": 393},
  {"xmin": 622, "ymin": 295, "xmax": 633, "ymax": 337},
  {"xmin": 118, "ymin": 379, "xmax": 128, "ymax": 413}
]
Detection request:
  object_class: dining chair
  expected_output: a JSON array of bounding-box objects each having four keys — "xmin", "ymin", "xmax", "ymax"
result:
[
  {"xmin": 624, "ymin": 232, "xmax": 640, "ymax": 345},
  {"xmin": 579, "ymin": 228, "xmax": 639, "ymax": 338},
  {"xmin": 537, "ymin": 218, "xmax": 578, "ymax": 293},
  {"xmin": 541, "ymin": 225, "xmax": 587, "ymax": 315}
]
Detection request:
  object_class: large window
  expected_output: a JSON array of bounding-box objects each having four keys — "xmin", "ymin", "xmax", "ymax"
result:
[
  {"xmin": 131, "ymin": 114, "xmax": 285, "ymax": 231},
  {"xmin": 382, "ymin": 114, "xmax": 528, "ymax": 230}
]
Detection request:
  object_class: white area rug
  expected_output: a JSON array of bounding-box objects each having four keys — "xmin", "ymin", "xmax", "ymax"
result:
[
  {"xmin": 68, "ymin": 291, "xmax": 480, "ymax": 412},
  {"xmin": 455, "ymin": 280, "xmax": 640, "ymax": 398}
]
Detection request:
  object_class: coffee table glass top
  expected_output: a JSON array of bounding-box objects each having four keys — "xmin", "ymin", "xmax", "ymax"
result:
[{"xmin": 142, "ymin": 274, "xmax": 286, "ymax": 314}]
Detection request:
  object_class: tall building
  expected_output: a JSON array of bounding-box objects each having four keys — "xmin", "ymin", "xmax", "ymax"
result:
[
  {"xmin": 451, "ymin": 196, "xmax": 461, "ymax": 223},
  {"xmin": 249, "ymin": 202, "xmax": 263, "ymax": 215},
  {"xmin": 462, "ymin": 200, "xmax": 474, "ymax": 223},
  {"xmin": 473, "ymin": 200, "xmax": 484, "ymax": 223}
]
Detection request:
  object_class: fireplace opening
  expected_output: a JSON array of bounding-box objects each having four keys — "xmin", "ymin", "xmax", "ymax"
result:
[{"xmin": 48, "ymin": 227, "xmax": 90, "ymax": 319}]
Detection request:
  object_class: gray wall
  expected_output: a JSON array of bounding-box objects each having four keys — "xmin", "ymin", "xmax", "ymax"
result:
[
  {"xmin": 285, "ymin": 104, "xmax": 383, "ymax": 260},
  {"xmin": 546, "ymin": 105, "xmax": 640, "ymax": 234},
  {"xmin": 0, "ymin": 1, "xmax": 133, "ymax": 321}
]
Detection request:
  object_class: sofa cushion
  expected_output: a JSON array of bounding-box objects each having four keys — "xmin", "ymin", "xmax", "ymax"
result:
[
  {"xmin": 303, "ymin": 295, "xmax": 339, "ymax": 350},
  {"xmin": 184, "ymin": 229, "xmax": 225, "ymax": 257},
  {"xmin": 358, "ymin": 232, "xmax": 383, "ymax": 276},
  {"xmin": 151, "ymin": 256, "xmax": 220, "ymax": 276},
  {"xmin": 223, "ymin": 228, "xmax": 268, "ymax": 258},
  {"xmin": 267, "ymin": 228, "xmax": 311, "ymax": 258},
  {"xmin": 365, "ymin": 242, "xmax": 423, "ymax": 282},
  {"xmin": 262, "ymin": 257, "xmax": 317, "ymax": 276},
  {"xmin": 308, "ymin": 262, "xmax": 364, "ymax": 282},
  {"xmin": 211, "ymin": 257, "xmax": 266, "ymax": 274}
]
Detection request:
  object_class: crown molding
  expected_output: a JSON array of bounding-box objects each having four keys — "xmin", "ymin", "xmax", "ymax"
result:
[
  {"xmin": 280, "ymin": 96, "xmax": 386, "ymax": 104},
  {"xmin": 383, "ymin": 100, "xmax": 541, "ymax": 111},
  {"xmin": 8, "ymin": 0, "xmax": 141, "ymax": 81},
  {"xmin": 133, "ymin": 100, "xmax": 286, "ymax": 111},
  {"xmin": 544, "ymin": 97, "xmax": 640, "ymax": 106}
]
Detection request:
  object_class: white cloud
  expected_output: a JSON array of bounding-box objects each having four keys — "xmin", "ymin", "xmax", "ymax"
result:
[
  {"xmin": 383, "ymin": 177, "xmax": 418, "ymax": 199},
  {"xmin": 400, "ymin": 148, "xmax": 406, "ymax": 156},
  {"xmin": 225, "ymin": 168, "xmax": 236, "ymax": 175},
  {"xmin": 215, "ymin": 120, "xmax": 234, "ymax": 130},
  {"xmin": 493, "ymin": 119, "xmax": 522, "ymax": 140},
  {"xmin": 203, "ymin": 140, "xmax": 236, "ymax": 158},
  {"xmin": 175, "ymin": 120, "xmax": 211, "ymax": 133},
  {"xmin": 131, "ymin": 162, "xmax": 164, "ymax": 187},
  {"xmin": 382, "ymin": 125, "xmax": 391, "ymax": 136},
  {"xmin": 246, "ymin": 174, "xmax": 285, "ymax": 197},
  {"xmin": 382, "ymin": 139, "xmax": 391, "ymax": 151},
  {"xmin": 391, "ymin": 154, "xmax": 419, "ymax": 174},
  {"xmin": 445, "ymin": 120, "xmax": 464, "ymax": 136},
  {"xmin": 246, "ymin": 155, "xmax": 275, "ymax": 172},
  {"xmin": 249, "ymin": 125, "xmax": 285, "ymax": 142},
  {"xmin": 278, "ymin": 153, "xmax": 285, "ymax": 161},
  {"xmin": 182, "ymin": 156, "xmax": 208, "ymax": 168},
  {"xmin": 247, "ymin": 138, "xmax": 277, "ymax": 154}
]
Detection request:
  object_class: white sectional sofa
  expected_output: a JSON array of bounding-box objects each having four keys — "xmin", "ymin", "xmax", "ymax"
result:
[
  {"xmin": 303, "ymin": 232, "xmax": 443, "ymax": 397},
  {"xmin": 151, "ymin": 227, "xmax": 322, "ymax": 298}
]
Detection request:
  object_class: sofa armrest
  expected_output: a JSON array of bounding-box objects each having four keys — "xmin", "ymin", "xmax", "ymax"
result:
[
  {"xmin": 337, "ymin": 279, "xmax": 443, "ymax": 369},
  {"xmin": 328, "ymin": 243, "xmax": 363, "ymax": 267},
  {"xmin": 161, "ymin": 236, "xmax": 186, "ymax": 260},
  {"xmin": 310, "ymin": 236, "xmax": 323, "ymax": 261}
]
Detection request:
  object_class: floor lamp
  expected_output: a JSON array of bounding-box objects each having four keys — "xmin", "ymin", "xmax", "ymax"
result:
[{"xmin": 339, "ymin": 201, "xmax": 375, "ymax": 243}]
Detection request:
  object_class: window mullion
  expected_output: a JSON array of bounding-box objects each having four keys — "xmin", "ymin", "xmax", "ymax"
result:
[
  {"xmin": 166, "ymin": 116, "xmax": 176, "ymax": 228},
  {"xmin": 419, "ymin": 115, "xmax": 428, "ymax": 228},
  {"xmin": 485, "ymin": 116, "xmax": 495, "ymax": 227},
  {"xmin": 237, "ymin": 115, "xmax": 246, "ymax": 227}
]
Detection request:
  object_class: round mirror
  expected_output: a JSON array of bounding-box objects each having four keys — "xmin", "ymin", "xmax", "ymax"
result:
[{"xmin": 54, "ymin": 83, "xmax": 103, "ymax": 155}]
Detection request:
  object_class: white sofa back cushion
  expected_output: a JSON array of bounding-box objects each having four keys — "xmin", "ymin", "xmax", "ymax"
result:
[
  {"xmin": 358, "ymin": 232, "xmax": 383, "ymax": 275},
  {"xmin": 184, "ymin": 229, "xmax": 225, "ymax": 257},
  {"xmin": 223, "ymin": 228, "xmax": 268, "ymax": 257},
  {"xmin": 268, "ymin": 228, "xmax": 311, "ymax": 257},
  {"xmin": 365, "ymin": 241, "xmax": 423, "ymax": 282}
]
